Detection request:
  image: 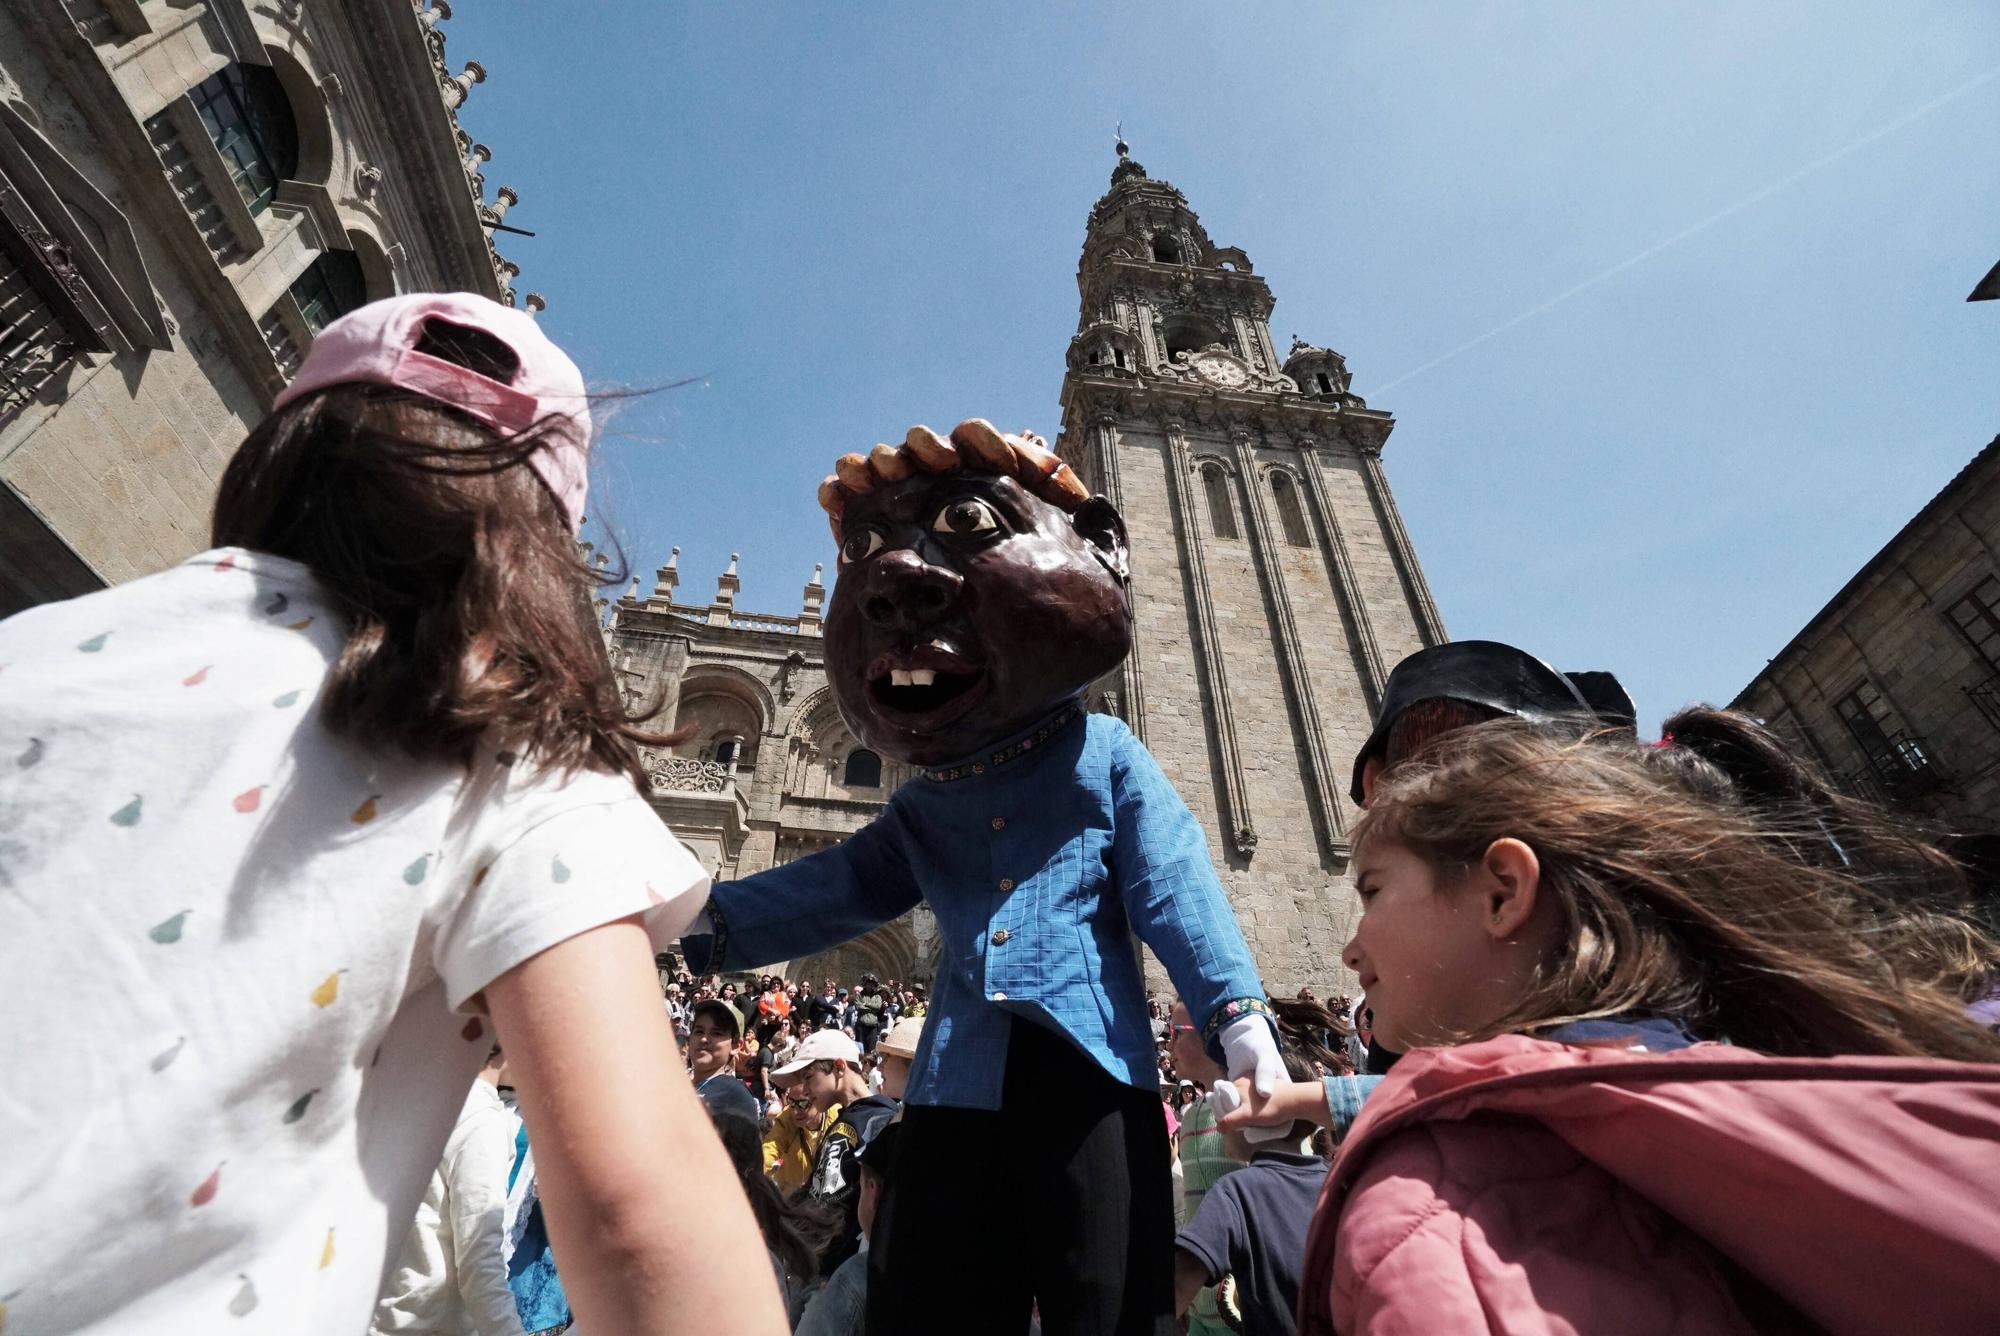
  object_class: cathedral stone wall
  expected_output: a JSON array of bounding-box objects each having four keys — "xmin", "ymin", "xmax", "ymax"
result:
[{"xmin": 606, "ymin": 560, "xmax": 940, "ymax": 989}]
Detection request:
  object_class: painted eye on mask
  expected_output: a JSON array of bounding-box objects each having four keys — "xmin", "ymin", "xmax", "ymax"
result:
[
  {"xmin": 840, "ymin": 529, "xmax": 885, "ymax": 565},
  {"xmin": 931, "ymin": 498, "xmax": 1001, "ymax": 538}
]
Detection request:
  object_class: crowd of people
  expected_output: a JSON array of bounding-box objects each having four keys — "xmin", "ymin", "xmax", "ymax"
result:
[
  {"xmin": 662, "ymin": 970, "xmax": 925, "ymax": 1120},
  {"xmin": 3, "ymin": 291, "xmax": 1998, "ymax": 1335}
]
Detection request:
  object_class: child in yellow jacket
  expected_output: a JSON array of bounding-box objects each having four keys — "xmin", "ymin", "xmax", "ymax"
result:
[{"xmin": 763, "ymin": 1098, "xmax": 840, "ymax": 1194}]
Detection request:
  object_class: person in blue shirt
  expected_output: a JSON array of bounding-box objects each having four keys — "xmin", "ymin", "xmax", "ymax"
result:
[{"xmin": 684, "ymin": 419, "xmax": 1282, "ymax": 1336}]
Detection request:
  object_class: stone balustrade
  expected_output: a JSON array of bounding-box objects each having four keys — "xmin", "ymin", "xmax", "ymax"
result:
[{"xmin": 646, "ymin": 754, "xmax": 732, "ymax": 794}]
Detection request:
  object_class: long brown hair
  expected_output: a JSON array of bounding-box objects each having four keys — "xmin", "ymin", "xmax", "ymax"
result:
[
  {"xmin": 710, "ymin": 1112, "xmax": 839, "ymax": 1284},
  {"xmin": 1356, "ymin": 717, "xmax": 2000, "ymax": 1063},
  {"xmin": 211, "ymin": 376, "xmax": 669, "ymax": 788}
]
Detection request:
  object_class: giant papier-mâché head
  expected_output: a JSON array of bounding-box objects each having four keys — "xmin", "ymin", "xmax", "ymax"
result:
[{"xmin": 819, "ymin": 419, "xmax": 1131, "ymax": 767}]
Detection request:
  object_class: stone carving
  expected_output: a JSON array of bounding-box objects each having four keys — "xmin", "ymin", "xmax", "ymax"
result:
[
  {"xmin": 645, "ymin": 754, "xmax": 731, "ymax": 793},
  {"xmin": 778, "ymin": 649, "xmax": 807, "ymax": 702},
  {"xmin": 1154, "ymin": 342, "xmax": 1294, "ymax": 394}
]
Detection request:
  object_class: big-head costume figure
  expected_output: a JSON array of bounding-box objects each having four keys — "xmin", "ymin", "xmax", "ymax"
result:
[{"xmin": 684, "ymin": 419, "xmax": 1278, "ymax": 1335}]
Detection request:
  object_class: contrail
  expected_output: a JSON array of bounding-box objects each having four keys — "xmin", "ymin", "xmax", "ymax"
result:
[{"xmin": 1371, "ymin": 62, "xmax": 2000, "ymax": 395}]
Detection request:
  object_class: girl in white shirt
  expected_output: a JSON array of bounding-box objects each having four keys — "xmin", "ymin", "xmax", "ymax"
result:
[{"xmin": 0, "ymin": 294, "xmax": 785, "ymax": 1335}]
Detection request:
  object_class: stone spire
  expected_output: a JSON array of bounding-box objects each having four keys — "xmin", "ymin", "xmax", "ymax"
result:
[
  {"xmin": 653, "ymin": 546, "xmax": 680, "ymax": 599},
  {"xmin": 706, "ymin": 553, "xmax": 741, "ymax": 627},
  {"xmin": 799, "ymin": 562, "xmax": 826, "ymax": 635}
]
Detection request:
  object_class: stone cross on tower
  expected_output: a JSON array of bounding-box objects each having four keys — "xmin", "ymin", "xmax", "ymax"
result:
[{"xmin": 1053, "ymin": 147, "xmax": 1447, "ymax": 989}]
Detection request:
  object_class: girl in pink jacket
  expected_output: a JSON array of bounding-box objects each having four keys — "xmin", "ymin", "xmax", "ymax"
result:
[{"xmin": 1225, "ymin": 711, "xmax": 2000, "ymax": 1335}]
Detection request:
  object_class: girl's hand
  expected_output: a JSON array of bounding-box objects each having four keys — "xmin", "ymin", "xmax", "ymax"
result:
[{"xmin": 1210, "ymin": 1075, "xmax": 1329, "ymax": 1132}]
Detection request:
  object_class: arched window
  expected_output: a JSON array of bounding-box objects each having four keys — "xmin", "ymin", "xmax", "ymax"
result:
[
  {"xmin": 1201, "ymin": 464, "xmax": 1238, "ymax": 540},
  {"xmin": 1161, "ymin": 312, "xmax": 1225, "ymax": 363},
  {"xmin": 289, "ymin": 249, "xmax": 367, "ymax": 333},
  {"xmin": 188, "ymin": 65, "xmax": 298, "ymax": 214},
  {"xmin": 1271, "ymin": 472, "xmax": 1311, "ymax": 547},
  {"xmin": 843, "ymin": 749, "xmax": 882, "ymax": 788},
  {"xmin": 1151, "ymin": 234, "xmax": 1181, "ymax": 264},
  {"xmin": 713, "ymin": 738, "xmax": 740, "ymax": 768}
]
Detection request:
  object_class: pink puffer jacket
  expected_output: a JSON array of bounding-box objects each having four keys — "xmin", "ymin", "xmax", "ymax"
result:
[{"xmin": 1300, "ymin": 1035, "xmax": 2000, "ymax": 1335}]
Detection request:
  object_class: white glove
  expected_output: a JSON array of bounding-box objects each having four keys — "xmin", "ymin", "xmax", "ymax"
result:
[
  {"xmin": 1213, "ymin": 1014, "xmax": 1291, "ymax": 1144},
  {"xmin": 1220, "ymin": 1013, "xmax": 1284, "ymax": 1095}
]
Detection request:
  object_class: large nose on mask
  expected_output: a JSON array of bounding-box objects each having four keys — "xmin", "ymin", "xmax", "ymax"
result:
[{"xmin": 860, "ymin": 548, "xmax": 963, "ymax": 632}]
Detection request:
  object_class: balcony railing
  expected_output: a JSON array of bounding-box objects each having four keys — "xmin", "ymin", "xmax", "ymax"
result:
[
  {"xmin": 645, "ymin": 754, "xmax": 731, "ymax": 794},
  {"xmin": 257, "ymin": 306, "xmax": 302, "ymax": 381},
  {"xmin": 144, "ymin": 109, "xmax": 245, "ymax": 265},
  {"xmin": 1844, "ymin": 731, "xmax": 1946, "ymax": 804}
]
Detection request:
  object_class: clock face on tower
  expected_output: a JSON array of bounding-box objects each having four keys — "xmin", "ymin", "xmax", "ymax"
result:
[{"xmin": 1189, "ymin": 350, "xmax": 1250, "ymax": 389}]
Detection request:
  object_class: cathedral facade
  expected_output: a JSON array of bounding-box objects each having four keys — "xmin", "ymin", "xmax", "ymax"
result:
[{"xmin": 607, "ymin": 146, "xmax": 1444, "ymax": 992}]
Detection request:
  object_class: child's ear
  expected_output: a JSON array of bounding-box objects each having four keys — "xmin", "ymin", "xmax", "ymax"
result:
[
  {"xmin": 1072, "ymin": 496, "xmax": 1130, "ymax": 583},
  {"xmin": 1480, "ymin": 838, "xmax": 1542, "ymax": 939}
]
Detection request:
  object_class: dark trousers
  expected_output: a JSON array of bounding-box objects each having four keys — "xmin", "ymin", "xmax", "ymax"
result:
[{"xmin": 865, "ymin": 1018, "xmax": 1175, "ymax": 1336}]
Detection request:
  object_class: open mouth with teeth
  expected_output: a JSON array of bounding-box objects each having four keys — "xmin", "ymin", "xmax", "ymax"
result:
[
  {"xmin": 862, "ymin": 639, "xmax": 989, "ymax": 720},
  {"xmin": 870, "ymin": 664, "xmax": 983, "ymax": 714}
]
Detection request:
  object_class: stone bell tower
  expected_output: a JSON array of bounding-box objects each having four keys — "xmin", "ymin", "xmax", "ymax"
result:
[{"xmin": 1055, "ymin": 139, "xmax": 1447, "ymax": 990}]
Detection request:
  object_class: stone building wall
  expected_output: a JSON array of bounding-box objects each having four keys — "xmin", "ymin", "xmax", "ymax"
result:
[
  {"xmin": 0, "ymin": 0, "xmax": 540, "ymax": 614},
  {"xmin": 1734, "ymin": 436, "xmax": 2000, "ymax": 831},
  {"xmin": 606, "ymin": 553, "xmax": 938, "ymax": 988}
]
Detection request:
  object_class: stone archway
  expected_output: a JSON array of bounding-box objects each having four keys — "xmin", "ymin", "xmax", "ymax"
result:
[{"xmin": 788, "ymin": 912, "xmax": 935, "ymax": 990}]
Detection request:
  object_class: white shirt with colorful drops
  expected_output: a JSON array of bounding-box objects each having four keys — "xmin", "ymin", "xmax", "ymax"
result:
[{"xmin": 0, "ymin": 549, "xmax": 709, "ymax": 1334}]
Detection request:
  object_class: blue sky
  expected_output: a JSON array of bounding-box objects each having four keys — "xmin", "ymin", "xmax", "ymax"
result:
[{"xmin": 445, "ymin": 3, "xmax": 2000, "ymax": 732}]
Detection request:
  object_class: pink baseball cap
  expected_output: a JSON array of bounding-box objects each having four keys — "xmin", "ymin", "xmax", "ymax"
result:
[{"xmin": 272, "ymin": 292, "xmax": 592, "ymax": 531}]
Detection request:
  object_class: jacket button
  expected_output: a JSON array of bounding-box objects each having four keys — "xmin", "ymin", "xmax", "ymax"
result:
[
  {"xmin": 992, "ymin": 929, "xmax": 1010, "ymax": 945},
  {"xmin": 998, "ymin": 877, "xmax": 1014, "ymax": 891},
  {"xmin": 991, "ymin": 817, "xmax": 1006, "ymax": 830}
]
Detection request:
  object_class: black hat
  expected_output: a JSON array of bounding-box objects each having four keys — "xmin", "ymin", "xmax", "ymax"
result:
[
  {"xmin": 1351, "ymin": 641, "xmax": 1624, "ymax": 803},
  {"xmin": 1561, "ymin": 670, "xmax": 1637, "ymax": 730},
  {"xmin": 858, "ymin": 1120, "xmax": 901, "ymax": 1177}
]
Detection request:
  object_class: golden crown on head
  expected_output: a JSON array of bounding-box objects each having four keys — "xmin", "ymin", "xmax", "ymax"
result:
[{"xmin": 818, "ymin": 418, "xmax": 1089, "ymax": 542}]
